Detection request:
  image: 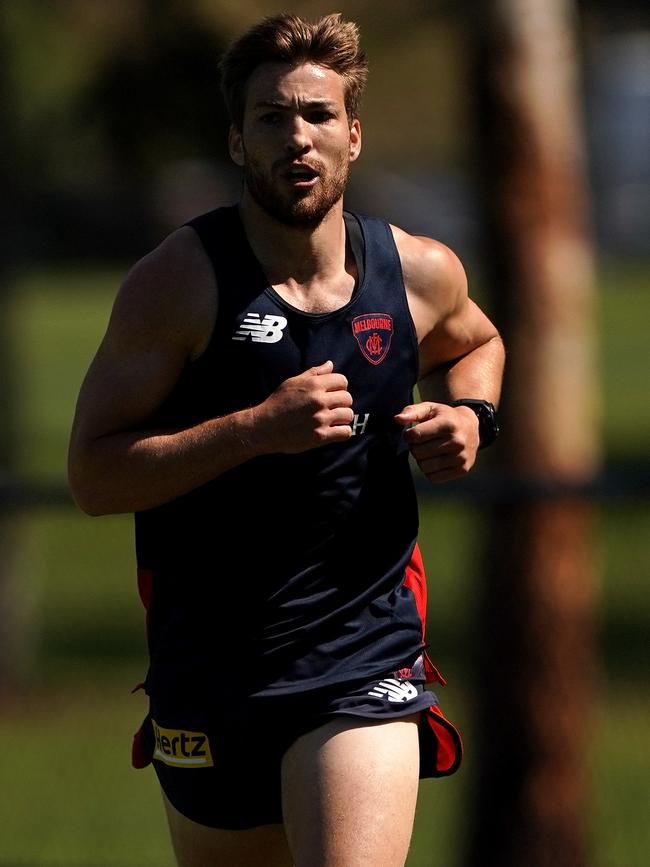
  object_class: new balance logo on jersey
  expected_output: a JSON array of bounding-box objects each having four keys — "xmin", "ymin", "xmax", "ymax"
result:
[
  {"xmin": 367, "ymin": 679, "xmax": 419, "ymax": 703},
  {"xmin": 233, "ymin": 313, "xmax": 288, "ymax": 343}
]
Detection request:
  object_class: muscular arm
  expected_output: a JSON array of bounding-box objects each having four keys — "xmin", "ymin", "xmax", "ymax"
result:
[
  {"xmin": 392, "ymin": 228, "xmax": 505, "ymax": 482},
  {"xmin": 68, "ymin": 230, "xmax": 354, "ymax": 516}
]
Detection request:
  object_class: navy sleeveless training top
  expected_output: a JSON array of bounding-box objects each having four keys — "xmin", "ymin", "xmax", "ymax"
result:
[{"xmin": 135, "ymin": 206, "xmax": 428, "ymax": 699}]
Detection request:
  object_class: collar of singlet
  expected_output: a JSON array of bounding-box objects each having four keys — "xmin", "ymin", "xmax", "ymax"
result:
[{"xmin": 343, "ymin": 210, "xmax": 365, "ymax": 292}]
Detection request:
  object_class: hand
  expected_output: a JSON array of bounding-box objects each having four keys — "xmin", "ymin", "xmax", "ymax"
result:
[
  {"xmin": 394, "ymin": 402, "xmax": 480, "ymax": 483},
  {"xmin": 255, "ymin": 361, "xmax": 354, "ymax": 454}
]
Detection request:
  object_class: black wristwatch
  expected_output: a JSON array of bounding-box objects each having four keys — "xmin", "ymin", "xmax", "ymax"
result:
[{"xmin": 451, "ymin": 399, "xmax": 499, "ymax": 449}]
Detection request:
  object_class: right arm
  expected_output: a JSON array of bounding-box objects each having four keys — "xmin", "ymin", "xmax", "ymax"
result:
[{"xmin": 68, "ymin": 230, "xmax": 353, "ymax": 516}]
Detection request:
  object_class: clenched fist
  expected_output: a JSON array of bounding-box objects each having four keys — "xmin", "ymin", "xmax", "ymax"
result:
[
  {"xmin": 395, "ymin": 401, "xmax": 480, "ymax": 483},
  {"xmin": 255, "ymin": 360, "xmax": 354, "ymax": 454}
]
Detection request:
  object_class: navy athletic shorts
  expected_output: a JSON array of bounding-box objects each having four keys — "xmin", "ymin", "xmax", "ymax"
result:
[{"xmin": 132, "ymin": 656, "xmax": 462, "ymax": 829}]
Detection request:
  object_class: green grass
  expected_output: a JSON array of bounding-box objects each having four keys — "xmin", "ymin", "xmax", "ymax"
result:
[
  {"xmin": 0, "ymin": 688, "xmax": 172, "ymax": 867},
  {"xmin": 14, "ymin": 509, "xmax": 142, "ymax": 682},
  {"xmin": 589, "ymin": 689, "xmax": 650, "ymax": 867},
  {"xmin": 598, "ymin": 259, "xmax": 650, "ymax": 462},
  {"xmin": 1, "ymin": 261, "xmax": 648, "ymax": 866},
  {"xmin": 7, "ymin": 266, "xmax": 124, "ymax": 481}
]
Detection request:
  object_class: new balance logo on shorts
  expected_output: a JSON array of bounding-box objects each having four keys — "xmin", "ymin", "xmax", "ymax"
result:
[
  {"xmin": 152, "ymin": 720, "xmax": 213, "ymax": 767},
  {"xmin": 232, "ymin": 313, "xmax": 288, "ymax": 343},
  {"xmin": 367, "ymin": 679, "xmax": 419, "ymax": 703}
]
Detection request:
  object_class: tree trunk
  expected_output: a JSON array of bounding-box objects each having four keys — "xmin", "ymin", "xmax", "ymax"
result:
[{"xmin": 468, "ymin": 2, "xmax": 600, "ymax": 865}]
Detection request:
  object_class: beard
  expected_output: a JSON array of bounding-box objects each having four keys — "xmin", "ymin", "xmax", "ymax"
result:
[{"xmin": 242, "ymin": 148, "xmax": 350, "ymax": 228}]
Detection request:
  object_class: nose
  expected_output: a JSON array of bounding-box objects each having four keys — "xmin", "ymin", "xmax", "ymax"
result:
[{"xmin": 285, "ymin": 114, "xmax": 312, "ymax": 154}]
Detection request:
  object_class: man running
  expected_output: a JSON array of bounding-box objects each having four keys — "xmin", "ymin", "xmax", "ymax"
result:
[{"xmin": 69, "ymin": 12, "xmax": 504, "ymax": 867}]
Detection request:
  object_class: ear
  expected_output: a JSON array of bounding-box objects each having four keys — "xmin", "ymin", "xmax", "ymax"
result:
[
  {"xmin": 228, "ymin": 125, "xmax": 245, "ymax": 167},
  {"xmin": 349, "ymin": 118, "xmax": 362, "ymax": 163}
]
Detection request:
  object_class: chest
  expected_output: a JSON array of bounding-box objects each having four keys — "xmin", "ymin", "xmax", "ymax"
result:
[
  {"xmin": 165, "ymin": 209, "xmax": 420, "ymax": 426},
  {"xmin": 217, "ymin": 289, "xmax": 416, "ymax": 414}
]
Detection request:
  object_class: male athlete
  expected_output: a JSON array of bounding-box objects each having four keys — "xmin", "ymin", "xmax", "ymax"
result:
[{"xmin": 69, "ymin": 13, "xmax": 504, "ymax": 867}]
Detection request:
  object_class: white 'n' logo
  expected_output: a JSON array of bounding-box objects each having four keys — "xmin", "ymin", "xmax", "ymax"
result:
[
  {"xmin": 367, "ymin": 679, "xmax": 419, "ymax": 703},
  {"xmin": 233, "ymin": 313, "xmax": 288, "ymax": 344}
]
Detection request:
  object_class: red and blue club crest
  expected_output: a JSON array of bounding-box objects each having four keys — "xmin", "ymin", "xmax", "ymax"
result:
[{"xmin": 351, "ymin": 313, "xmax": 394, "ymax": 365}]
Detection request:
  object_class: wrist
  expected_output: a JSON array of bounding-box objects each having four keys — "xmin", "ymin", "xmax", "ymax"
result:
[
  {"xmin": 450, "ymin": 399, "xmax": 499, "ymax": 449},
  {"xmin": 230, "ymin": 405, "xmax": 273, "ymax": 459},
  {"xmin": 453, "ymin": 404, "xmax": 481, "ymax": 439}
]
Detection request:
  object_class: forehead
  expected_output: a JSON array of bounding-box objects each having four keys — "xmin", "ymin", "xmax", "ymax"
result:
[{"xmin": 245, "ymin": 62, "xmax": 346, "ymax": 111}]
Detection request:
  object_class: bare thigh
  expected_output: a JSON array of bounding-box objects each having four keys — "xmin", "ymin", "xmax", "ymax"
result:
[
  {"xmin": 162, "ymin": 792, "xmax": 293, "ymax": 867},
  {"xmin": 281, "ymin": 714, "xmax": 421, "ymax": 867}
]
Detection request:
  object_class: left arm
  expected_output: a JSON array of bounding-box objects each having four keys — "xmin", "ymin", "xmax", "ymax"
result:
[{"xmin": 392, "ymin": 228, "xmax": 505, "ymax": 483}]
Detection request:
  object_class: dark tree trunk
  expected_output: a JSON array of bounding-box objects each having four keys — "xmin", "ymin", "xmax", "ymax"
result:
[{"xmin": 467, "ymin": 2, "xmax": 600, "ymax": 865}]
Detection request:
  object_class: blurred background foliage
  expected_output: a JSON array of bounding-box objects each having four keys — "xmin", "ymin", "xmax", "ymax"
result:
[{"xmin": 0, "ymin": 1, "xmax": 648, "ymax": 866}]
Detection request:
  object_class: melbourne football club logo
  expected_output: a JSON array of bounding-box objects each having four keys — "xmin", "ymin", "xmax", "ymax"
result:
[{"xmin": 351, "ymin": 313, "xmax": 393, "ymax": 364}]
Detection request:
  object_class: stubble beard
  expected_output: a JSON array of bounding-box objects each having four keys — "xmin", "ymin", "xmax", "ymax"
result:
[{"xmin": 242, "ymin": 148, "xmax": 350, "ymax": 228}]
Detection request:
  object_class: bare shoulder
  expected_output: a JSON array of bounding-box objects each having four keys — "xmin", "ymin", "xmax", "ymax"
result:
[
  {"xmin": 391, "ymin": 225, "xmax": 467, "ymax": 311},
  {"xmin": 390, "ymin": 225, "xmax": 468, "ymax": 340},
  {"xmin": 69, "ymin": 225, "xmax": 218, "ymax": 450},
  {"xmin": 390, "ymin": 224, "xmax": 501, "ymax": 377},
  {"xmin": 112, "ymin": 225, "xmax": 217, "ymax": 361}
]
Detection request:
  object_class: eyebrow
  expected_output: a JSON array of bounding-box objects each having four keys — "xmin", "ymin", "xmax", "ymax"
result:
[{"xmin": 253, "ymin": 99, "xmax": 339, "ymax": 111}]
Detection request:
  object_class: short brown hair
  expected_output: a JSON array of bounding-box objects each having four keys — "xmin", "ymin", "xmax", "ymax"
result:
[{"xmin": 219, "ymin": 12, "xmax": 368, "ymax": 129}]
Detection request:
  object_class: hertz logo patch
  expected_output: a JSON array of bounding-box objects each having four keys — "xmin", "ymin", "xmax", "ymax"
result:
[{"xmin": 152, "ymin": 719, "xmax": 213, "ymax": 767}]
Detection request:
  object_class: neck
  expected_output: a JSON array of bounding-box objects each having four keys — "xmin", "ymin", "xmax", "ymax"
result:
[{"xmin": 237, "ymin": 189, "xmax": 347, "ymax": 287}]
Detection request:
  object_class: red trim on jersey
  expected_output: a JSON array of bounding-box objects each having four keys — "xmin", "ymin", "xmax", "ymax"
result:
[
  {"xmin": 403, "ymin": 543, "xmax": 427, "ymax": 637},
  {"xmin": 403, "ymin": 545, "xmax": 446, "ymax": 685}
]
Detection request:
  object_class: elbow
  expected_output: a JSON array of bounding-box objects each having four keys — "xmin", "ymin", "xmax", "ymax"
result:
[
  {"xmin": 68, "ymin": 477, "xmax": 107, "ymax": 517},
  {"xmin": 68, "ymin": 459, "xmax": 113, "ymax": 517},
  {"xmin": 75, "ymin": 499, "xmax": 106, "ymax": 518},
  {"xmin": 68, "ymin": 436, "xmax": 123, "ymax": 516}
]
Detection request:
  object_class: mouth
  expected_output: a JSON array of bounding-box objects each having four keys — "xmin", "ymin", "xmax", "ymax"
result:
[{"xmin": 283, "ymin": 165, "xmax": 319, "ymax": 187}]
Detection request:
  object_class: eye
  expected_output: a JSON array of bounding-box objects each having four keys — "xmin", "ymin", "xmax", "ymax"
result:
[
  {"xmin": 259, "ymin": 112, "xmax": 282, "ymax": 125},
  {"xmin": 308, "ymin": 110, "xmax": 335, "ymax": 124}
]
